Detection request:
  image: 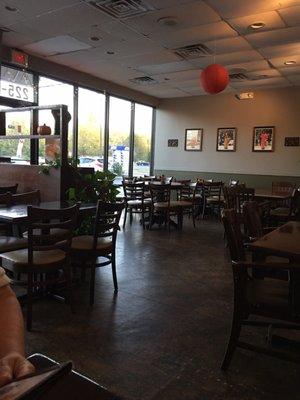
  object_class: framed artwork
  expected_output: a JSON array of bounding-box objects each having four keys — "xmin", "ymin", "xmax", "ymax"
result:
[
  {"xmin": 285, "ymin": 137, "xmax": 300, "ymax": 147},
  {"xmin": 168, "ymin": 139, "xmax": 178, "ymax": 147},
  {"xmin": 216, "ymin": 127, "xmax": 237, "ymax": 151},
  {"xmin": 185, "ymin": 129, "xmax": 203, "ymax": 151},
  {"xmin": 253, "ymin": 126, "xmax": 275, "ymax": 152}
]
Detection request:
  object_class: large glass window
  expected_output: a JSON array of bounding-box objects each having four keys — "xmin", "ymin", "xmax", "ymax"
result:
[
  {"xmin": 38, "ymin": 77, "xmax": 74, "ymax": 158},
  {"xmin": 108, "ymin": 96, "xmax": 131, "ymax": 177},
  {"xmin": 78, "ymin": 88, "xmax": 105, "ymax": 171},
  {"xmin": 0, "ymin": 106, "xmax": 31, "ymax": 164},
  {"xmin": 133, "ymin": 103, "xmax": 153, "ymax": 177}
]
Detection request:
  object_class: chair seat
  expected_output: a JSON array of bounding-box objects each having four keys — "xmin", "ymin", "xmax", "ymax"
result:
[
  {"xmin": 270, "ymin": 207, "xmax": 290, "ymax": 217},
  {"xmin": 154, "ymin": 200, "xmax": 192, "ymax": 209},
  {"xmin": 71, "ymin": 235, "xmax": 113, "ymax": 252},
  {"xmin": 206, "ymin": 195, "xmax": 224, "ymax": 203},
  {"xmin": 127, "ymin": 198, "xmax": 151, "ymax": 206},
  {"xmin": 0, "ymin": 236, "xmax": 28, "ymax": 253},
  {"xmin": 247, "ymin": 277, "xmax": 289, "ymax": 311},
  {"xmin": 1, "ymin": 248, "xmax": 66, "ymax": 271}
]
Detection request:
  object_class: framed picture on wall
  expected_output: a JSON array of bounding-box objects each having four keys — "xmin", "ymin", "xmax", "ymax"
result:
[
  {"xmin": 216, "ymin": 127, "xmax": 237, "ymax": 151},
  {"xmin": 253, "ymin": 126, "xmax": 275, "ymax": 152},
  {"xmin": 185, "ymin": 129, "xmax": 203, "ymax": 151}
]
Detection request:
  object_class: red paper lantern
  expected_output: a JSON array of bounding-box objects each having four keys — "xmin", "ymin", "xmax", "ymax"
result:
[{"xmin": 200, "ymin": 64, "xmax": 229, "ymax": 94}]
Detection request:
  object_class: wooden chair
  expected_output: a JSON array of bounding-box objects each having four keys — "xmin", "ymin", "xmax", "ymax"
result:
[
  {"xmin": 201, "ymin": 181, "xmax": 224, "ymax": 218},
  {"xmin": 122, "ymin": 181, "xmax": 151, "ymax": 229},
  {"xmin": 272, "ymin": 181, "xmax": 296, "ymax": 196},
  {"xmin": 221, "ymin": 209, "xmax": 300, "ymax": 370},
  {"xmin": 149, "ymin": 183, "xmax": 191, "ymax": 230},
  {"xmin": 12, "ymin": 190, "xmax": 41, "ymax": 205},
  {"xmin": 0, "ymin": 184, "xmax": 18, "ymax": 194},
  {"xmin": 1, "ymin": 204, "xmax": 79, "ymax": 330},
  {"xmin": 269, "ymin": 189, "xmax": 299, "ymax": 224},
  {"xmin": 71, "ymin": 201, "xmax": 124, "ymax": 306}
]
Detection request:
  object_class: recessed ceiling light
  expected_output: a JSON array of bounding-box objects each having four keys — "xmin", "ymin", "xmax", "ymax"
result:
[
  {"xmin": 157, "ymin": 16, "xmax": 178, "ymax": 27},
  {"xmin": 284, "ymin": 60, "xmax": 296, "ymax": 65},
  {"xmin": 248, "ymin": 22, "xmax": 265, "ymax": 30},
  {"xmin": 5, "ymin": 5, "xmax": 18, "ymax": 12},
  {"xmin": 106, "ymin": 51, "xmax": 114, "ymax": 55},
  {"xmin": 90, "ymin": 36, "xmax": 100, "ymax": 42},
  {"xmin": 164, "ymin": 78, "xmax": 170, "ymax": 81}
]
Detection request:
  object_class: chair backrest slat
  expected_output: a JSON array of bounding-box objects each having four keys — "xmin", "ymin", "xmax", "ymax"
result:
[
  {"xmin": 0, "ymin": 192, "xmax": 12, "ymax": 206},
  {"xmin": 12, "ymin": 190, "xmax": 41, "ymax": 206},
  {"xmin": 0, "ymin": 184, "xmax": 18, "ymax": 195},
  {"xmin": 149, "ymin": 183, "xmax": 171, "ymax": 205}
]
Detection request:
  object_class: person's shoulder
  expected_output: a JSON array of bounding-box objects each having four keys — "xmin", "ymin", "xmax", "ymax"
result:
[{"xmin": 0, "ymin": 267, "xmax": 10, "ymax": 288}]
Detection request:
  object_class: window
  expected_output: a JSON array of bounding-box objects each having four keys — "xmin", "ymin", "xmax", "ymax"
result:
[
  {"xmin": 133, "ymin": 103, "xmax": 153, "ymax": 177},
  {"xmin": 78, "ymin": 88, "xmax": 105, "ymax": 171},
  {"xmin": 38, "ymin": 77, "xmax": 74, "ymax": 157},
  {"xmin": 108, "ymin": 96, "xmax": 131, "ymax": 177}
]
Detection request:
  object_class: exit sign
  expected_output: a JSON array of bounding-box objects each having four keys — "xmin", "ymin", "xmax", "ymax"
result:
[{"xmin": 11, "ymin": 49, "xmax": 28, "ymax": 68}]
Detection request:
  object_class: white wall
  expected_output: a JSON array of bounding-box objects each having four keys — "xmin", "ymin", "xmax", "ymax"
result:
[{"xmin": 155, "ymin": 87, "xmax": 300, "ymax": 177}]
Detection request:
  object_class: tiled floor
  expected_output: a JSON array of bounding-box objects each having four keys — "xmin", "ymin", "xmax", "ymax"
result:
[{"xmin": 23, "ymin": 217, "xmax": 300, "ymax": 399}]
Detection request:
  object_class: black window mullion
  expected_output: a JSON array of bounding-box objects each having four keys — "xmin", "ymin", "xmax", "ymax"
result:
[
  {"xmin": 103, "ymin": 93, "xmax": 110, "ymax": 171},
  {"xmin": 150, "ymin": 107, "xmax": 156, "ymax": 176},
  {"xmin": 73, "ymin": 85, "xmax": 78, "ymax": 161},
  {"xmin": 129, "ymin": 101, "xmax": 135, "ymax": 177}
]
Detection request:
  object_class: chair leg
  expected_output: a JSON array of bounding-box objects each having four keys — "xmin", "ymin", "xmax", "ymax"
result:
[
  {"xmin": 129, "ymin": 208, "xmax": 133, "ymax": 225},
  {"xmin": 65, "ymin": 265, "xmax": 74, "ymax": 313},
  {"xmin": 27, "ymin": 272, "xmax": 33, "ymax": 331},
  {"xmin": 111, "ymin": 253, "xmax": 118, "ymax": 292},
  {"xmin": 123, "ymin": 206, "xmax": 128, "ymax": 228},
  {"xmin": 89, "ymin": 265, "xmax": 96, "ymax": 306},
  {"xmin": 221, "ymin": 314, "xmax": 242, "ymax": 371}
]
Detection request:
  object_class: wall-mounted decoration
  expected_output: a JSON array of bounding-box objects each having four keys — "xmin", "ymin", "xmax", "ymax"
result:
[
  {"xmin": 285, "ymin": 137, "xmax": 300, "ymax": 147},
  {"xmin": 185, "ymin": 129, "xmax": 203, "ymax": 151},
  {"xmin": 252, "ymin": 126, "xmax": 275, "ymax": 152},
  {"xmin": 216, "ymin": 127, "xmax": 237, "ymax": 151},
  {"xmin": 168, "ymin": 139, "xmax": 178, "ymax": 147}
]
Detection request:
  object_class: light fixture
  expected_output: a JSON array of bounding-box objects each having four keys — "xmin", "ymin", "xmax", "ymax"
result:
[
  {"xmin": 248, "ymin": 22, "xmax": 265, "ymax": 30},
  {"xmin": 284, "ymin": 60, "xmax": 296, "ymax": 65},
  {"xmin": 235, "ymin": 92, "xmax": 254, "ymax": 100},
  {"xmin": 106, "ymin": 51, "xmax": 114, "ymax": 55},
  {"xmin": 5, "ymin": 5, "xmax": 18, "ymax": 12},
  {"xmin": 157, "ymin": 16, "xmax": 178, "ymax": 27}
]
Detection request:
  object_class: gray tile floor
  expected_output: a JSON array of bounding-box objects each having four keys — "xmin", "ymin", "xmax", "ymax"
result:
[{"xmin": 23, "ymin": 217, "xmax": 300, "ymax": 399}]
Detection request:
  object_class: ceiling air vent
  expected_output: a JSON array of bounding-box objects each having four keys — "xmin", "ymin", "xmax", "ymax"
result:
[
  {"xmin": 129, "ymin": 76, "xmax": 158, "ymax": 85},
  {"xmin": 87, "ymin": 0, "xmax": 154, "ymax": 19},
  {"xmin": 174, "ymin": 43, "xmax": 213, "ymax": 59},
  {"xmin": 229, "ymin": 73, "xmax": 248, "ymax": 81}
]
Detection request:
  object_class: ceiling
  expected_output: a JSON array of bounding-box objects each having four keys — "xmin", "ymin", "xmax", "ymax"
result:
[{"xmin": 1, "ymin": 0, "xmax": 300, "ymax": 98}]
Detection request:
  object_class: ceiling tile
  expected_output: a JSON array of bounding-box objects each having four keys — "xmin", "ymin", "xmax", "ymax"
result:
[
  {"xmin": 278, "ymin": 65, "xmax": 300, "ymax": 75},
  {"xmin": 4, "ymin": 0, "xmax": 82, "ymax": 18},
  {"xmin": 118, "ymin": 51, "xmax": 180, "ymax": 68},
  {"xmin": 259, "ymin": 42, "xmax": 300, "ymax": 58},
  {"xmin": 190, "ymin": 50, "xmax": 263, "ymax": 68},
  {"xmin": 2, "ymin": 24, "xmax": 49, "ymax": 47},
  {"xmin": 228, "ymin": 11, "xmax": 285, "ymax": 35},
  {"xmin": 230, "ymin": 76, "xmax": 290, "ymax": 88},
  {"xmin": 152, "ymin": 69, "xmax": 200, "ymax": 83},
  {"xmin": 138, "ymin": 60, "xmax": 193, "ymax": 75},
  {"xmin": 149, "ymin": 21, "xmax": 237, "ymax": 49},
  {"xmin": 126, "ymin": 2, "xmax": 220, "ymax": 36},
  {"xmin": 204, "ymin": 37, "xmax": 252, "ymax": 55},
  {"xmin": 226, "ymin": 60, "xmax": 271, "ymax": 73},
  {"xmin": 245, "ymin": 26, "xmax": 300, "ymax": 48},
  {"xmin": 286, "ymin": 74, "xmax": 300, "ymax": 84},
  {"xmin": 19, "ymin": 3, "xmax": 114, "ymax": 36},
  {"xmin": 146, "ymin": 0, "xmax": 199, "ymax": 9},
  {"xmin": 268, "ymin": 54, "xmax": 300, "ymax": 68},
  {"xmin": 206, "ymin": 0, "xmax": 300, "ymax": 19},
  {"xmin": 23, "ymin": 35, "xmax": 91, "ymax": 56},
  {"xmin": 279, "ymin": 5, "xmax": 300, "ymax": 26}
]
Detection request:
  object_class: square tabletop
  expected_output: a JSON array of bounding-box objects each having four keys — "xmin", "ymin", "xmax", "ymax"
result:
[
  {"xmin": 0, "ymin": 201, "xmax": 96, "ymax": 224},
  {"xmin": 249, "ymin": 221, "xmax": 300, "ymax": 260}
]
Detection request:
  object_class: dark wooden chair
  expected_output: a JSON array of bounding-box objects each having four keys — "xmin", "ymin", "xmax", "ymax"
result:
[
  {"xmin": 269, "ymin": 189, "xmax": 299, "ymax": 225},
  {"xmin": 0, "ymin": 183, "xmax": 18, "ymax": 194},
  {"xmin": 201, "ymin": 181, "xmax": 224, "ymax": 218},
  {"xmin": 122, "ymin": 181, "xmax": 151, "ymax": 229},
  {"xmin": 272, "ymin": 181, "xmax": 296, "ymax": 196},
  {"xmin": 12, "ymin": 189, "xmax": 41, "ymax": 205},
  {"xmin": 149, "ymin": 183, "xmax": 191, "ymax": 230},
  {"xmin": 71, "ymin": 201, "xmax": 124, "ymax": 306},
  {"xmin": 1, "ymin": 204, "xmax": 79, "ymax": 331},
  {"xmin": 221, "ymin": 209, "xmax": 300, "ymax": 370}
]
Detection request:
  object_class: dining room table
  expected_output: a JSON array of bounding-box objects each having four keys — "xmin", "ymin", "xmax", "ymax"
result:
[
  {"xmin": 254, "ymin": 188, "xmax": 293, "ymax": 201},
  {"xmin": 0, "ymin": 201, "xmax": 97, "ymax": 236}
]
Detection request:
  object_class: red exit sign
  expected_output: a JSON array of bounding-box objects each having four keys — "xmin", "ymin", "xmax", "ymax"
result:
[{"xmin": 11, "ymin": 49, "xmax": 28, "ymax": 68}]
